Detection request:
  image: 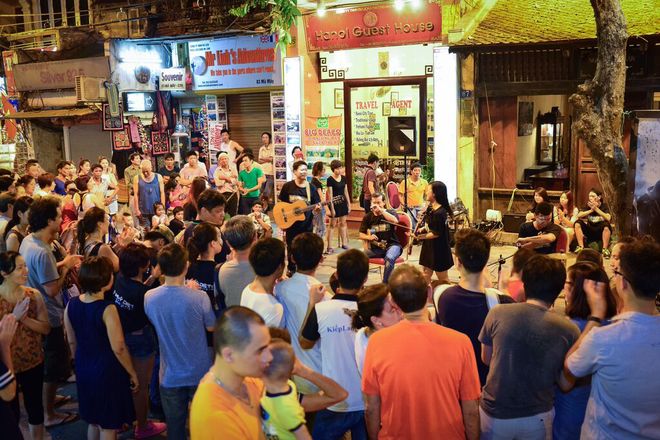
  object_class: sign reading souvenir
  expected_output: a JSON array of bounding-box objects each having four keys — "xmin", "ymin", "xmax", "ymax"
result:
[
  {"xmin": 304, "ymin": 2, "xmax": 442, "ymax": 51},
  {"xmin": 13, "ymin": 57, "xmax": 110, "ymax": 92},
  {"xmin": 159, "ymin": 68, "xmax": 186, "ymax": 91},
  {"xmin": 188, "ymin": 35, "xmax": 282, "ymax": 91}
]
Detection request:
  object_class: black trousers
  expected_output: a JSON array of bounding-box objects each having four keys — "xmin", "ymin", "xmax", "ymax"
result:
[{"xmin": 11, "ymin": 362, "xmax": 44, "ymax": 426}]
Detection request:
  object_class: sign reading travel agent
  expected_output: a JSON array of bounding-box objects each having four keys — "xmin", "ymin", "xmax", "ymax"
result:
[
  {"xmin": 304, "ymin": 2, "xmax": 442, "ymax": 51},
  {"xmin": 188, "ymin": 35, "xmax": 282, "ymax": 91}
]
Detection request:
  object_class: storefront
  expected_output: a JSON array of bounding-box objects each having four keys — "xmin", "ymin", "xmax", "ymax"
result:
[{"xmin": 297, "ymin": 1, "xmax": 465, "ymax": 204}]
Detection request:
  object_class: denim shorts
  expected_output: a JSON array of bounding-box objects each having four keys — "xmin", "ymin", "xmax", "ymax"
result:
[{"xmin": 124, "ymin": 325, "xmax": 157, "ymax": 358}]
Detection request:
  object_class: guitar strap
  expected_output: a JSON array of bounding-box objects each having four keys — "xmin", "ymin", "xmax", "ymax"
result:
[{"xmin": 305, "ymin": 181, "xmax": 311, "ymax": 203}]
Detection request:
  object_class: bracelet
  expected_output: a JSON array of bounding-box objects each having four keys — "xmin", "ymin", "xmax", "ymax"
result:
[{"xmin": 587, "ymin": 316, "xmax": 603, "ymax": 324}]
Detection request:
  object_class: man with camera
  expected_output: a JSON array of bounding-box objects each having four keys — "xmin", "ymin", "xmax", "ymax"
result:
[{"xmin": 359, "ymin": 193, "xmax": 403, "ymax": 282}]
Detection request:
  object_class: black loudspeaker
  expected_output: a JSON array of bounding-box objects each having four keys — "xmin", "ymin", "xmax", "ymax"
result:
[
  {"xmin": 503, "ymin": 214, "xmax": 527, "ymax": 233},
  {"xmin": 388, "ymin": 116, "xmax": 416, "ymax": 156}
]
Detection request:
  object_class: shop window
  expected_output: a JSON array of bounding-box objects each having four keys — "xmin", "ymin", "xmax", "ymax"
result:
[{"xmin": 38, "ymin": 0, "xmax": 90, "ymax": 29}]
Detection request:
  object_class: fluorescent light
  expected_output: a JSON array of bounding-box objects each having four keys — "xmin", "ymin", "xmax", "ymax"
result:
[
  {"xmin": 434, "ymin": 46, "xmax": 458, "ymax": 200},
  {"xmin": 335, "ymin": 8, "xmax": 345, "ymax": 14},
  {"xmin": 410, "ymin": 0, "xmax": 421, "ymax": 9},
  {"xmin": 394, "ymin": 0, "xmax": 405, "ymax": 11},
  {"xmin": 317, "ymin": 6, "xmax": 326, "ymax": 16}
]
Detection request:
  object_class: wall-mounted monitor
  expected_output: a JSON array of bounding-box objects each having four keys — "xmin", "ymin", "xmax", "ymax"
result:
[{"xmin": 123, "ymin": 92, "xmax": 157, "ymax": 112}]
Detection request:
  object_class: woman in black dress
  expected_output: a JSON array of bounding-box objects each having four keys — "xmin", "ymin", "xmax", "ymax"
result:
[
  {"xmin": 325, "ymin": 160, "xmax": 351, "ymax": 253},
  {"xmin": 416, "ymin": 181, "xmax": 454, "ymax": 284}
]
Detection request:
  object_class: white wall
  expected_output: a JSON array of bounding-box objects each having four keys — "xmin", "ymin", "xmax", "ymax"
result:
[{"xmin": 516, "ymin": 95, "xmax": 568, "ymax": 182}]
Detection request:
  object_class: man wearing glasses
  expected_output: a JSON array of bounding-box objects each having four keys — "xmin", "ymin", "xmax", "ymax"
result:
[
  {"xmin": 516, "ymin": 202, "xmax": 563, "ymax": 254},
  {"xmin": 561, "ymin": 239, "xmax": 660, "ymax": 439}
]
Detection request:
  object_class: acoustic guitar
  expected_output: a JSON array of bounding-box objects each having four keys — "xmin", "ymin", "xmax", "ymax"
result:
[{"xmin": 273, "ymin": 195, "xmax": 344, "ymax": 230}]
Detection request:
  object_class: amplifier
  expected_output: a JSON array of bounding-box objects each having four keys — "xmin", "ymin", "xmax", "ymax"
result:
[{"xmin": 503, "ymin": 214, "xmax": 527, "ymax": 233}]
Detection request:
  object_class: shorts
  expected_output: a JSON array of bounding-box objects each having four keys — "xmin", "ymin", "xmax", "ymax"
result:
[
  {"xmin": 124, "ymin": 325, "xmax": 157, "ymax": 358},
  {"xmin": 43, "ymin": 326, "xmax": 72, "ymax": 383},
  {"xmin": 576, "ymin": 220, "xmax": 611, "ymax": 243}
]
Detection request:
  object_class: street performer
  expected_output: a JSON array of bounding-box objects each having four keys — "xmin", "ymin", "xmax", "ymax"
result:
[
  {"xmin": 414, "ymin": 181, "xmax": 454, "ymax": 284},
  {"xmin": 278, "ymin": 160, "xmax": 320, "ymax": 276},
  {"xmin": 359, "ymin": 193, "xmax": 403, "ymax": 282}
]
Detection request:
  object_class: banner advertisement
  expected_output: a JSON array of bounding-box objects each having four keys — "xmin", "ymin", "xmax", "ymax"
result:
[
  {"xmin": 188, "ymin": 35, "xmax": 282, "ymax": 91},
  {"xmin": 304, "ymin": 2, "xmax": 442, "ymax": 51},
  {"xmin": 13, "ymin": 56, "xmax": 110, "ymax": 91},
  {"xmin": 304, "ymin": 116, "xmax": 342, "ymax": 167}
]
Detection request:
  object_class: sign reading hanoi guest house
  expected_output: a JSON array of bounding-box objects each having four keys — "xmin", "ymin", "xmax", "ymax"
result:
[
  {"xmin": 188, "ymin": 35, "xmax": 282, "ymax": 91},
  {"xmin": 303, "ymin": 2, "xmax": 442, "ymax": 51}
]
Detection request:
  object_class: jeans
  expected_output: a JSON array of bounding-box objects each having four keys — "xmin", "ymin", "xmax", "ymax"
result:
[
  {"xmin": 261, "ymin": 175, "xmax": 274, "ymax": 201},
  {"xmin": 311, "ymin": 409, "xmax": 366, "ymax": 440},
  {"xmin": 239, "ymin": 196, "xmax": 259, "ymax": 215},
  {"xmin": 480, "ymin": 407, "xmax": 554, "ymax": 440},
  {"xmin": 366, "ymin": 244, "xmax": 403, "ymax": 282},
  {"xmin": 160, "ymin": 384, "xmax": 197, "ymax": 440},
  {"xmin": 409, "ymin": 206, "xmax": 421, "ymax": 230}
]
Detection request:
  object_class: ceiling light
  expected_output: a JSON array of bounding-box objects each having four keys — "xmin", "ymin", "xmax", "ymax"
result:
[{"xmin": 394, "ymin": 0, "xmax": 405, "ymax": 11}]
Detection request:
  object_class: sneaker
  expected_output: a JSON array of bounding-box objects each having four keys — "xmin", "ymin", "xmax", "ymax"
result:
[
  {"xmin": 602, "ymin": 248, "xmax": 611, "ymax": 259},
  {"xmin": 135, "ymin": 421, "xmax": 167, "ymax": 439},
  {"xmin": 574, "ymin": 246, "xmax": 583, "ymax": 254}
]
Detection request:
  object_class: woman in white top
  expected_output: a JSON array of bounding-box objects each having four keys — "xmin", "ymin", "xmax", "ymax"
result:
[
  {"xmin": 555, "ymin": 190, "xmax": 579, "ymax": 246},
  {"xmin": 352, "ymin": 284, "xmax": 402, "ymax": 375},
  {"xmin": 98, "ymin": 156, "xmax": 119, "ymax": 215}
]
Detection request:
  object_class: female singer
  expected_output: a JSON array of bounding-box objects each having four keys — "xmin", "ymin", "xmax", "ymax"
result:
[{"xmin": 416, "ymin": 181, "xmax": 454, "ymax": 284}]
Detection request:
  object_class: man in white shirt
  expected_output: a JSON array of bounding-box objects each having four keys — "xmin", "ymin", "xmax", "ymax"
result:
[
  {"xmin": 0, "ymin": 193, "xmax": 15, "ymax": 253},
  {"xmin": 220, "ymin": 128, "xmax": 244, "ymax": 175},
  {"xmin": 179, "ymin": 151, "xmax": 208, "ymax": 186},
  {"xmin": 275, "ymin": 232, "xmax": 330, "ymax": 395},
  {"xmin": 300, "ymin": 249, "xmax": 369, "ymax": 439},
  {"xmin": 240, "ymin": 237, "xmax": 285, "ymax": 327}
]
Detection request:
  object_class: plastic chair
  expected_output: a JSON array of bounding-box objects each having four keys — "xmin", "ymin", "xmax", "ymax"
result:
[
  {"xmin": 368, "ymin": 212, "xmax": 411, "ymax": 279},
  {"xmin": 385, "ymin": 181, "xmax": 401, "ymax": 210}
]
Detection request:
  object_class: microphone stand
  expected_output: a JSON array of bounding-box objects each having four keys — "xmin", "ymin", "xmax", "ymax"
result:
[{"xmin": 487, "ymin": 253, "xmax": 516, "ymax": 288}]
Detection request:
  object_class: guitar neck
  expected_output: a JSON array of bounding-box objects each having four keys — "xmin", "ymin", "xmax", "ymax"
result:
[{"xmin": 299, "ymin": 197, "xmax": 342, "ymax": 213}]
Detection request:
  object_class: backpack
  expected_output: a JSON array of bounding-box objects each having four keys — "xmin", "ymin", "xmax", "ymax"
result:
[{"xmin": 433, "ymin": 284, "xmax": 502, "ymax": 322}]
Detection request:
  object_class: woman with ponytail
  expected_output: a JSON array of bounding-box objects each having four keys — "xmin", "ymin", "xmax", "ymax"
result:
[
  {"xmin": 5, "ymin": 196, "xmax": 33, "ymax": 253},
  {"xmin": 352, "ymin": 284, "xmax": 402, "ymax": 375},
  {"xmin": 185, "ymin": 222, "xmax": 224, "ymax": 315},
  {"xmin": 77, "ymin": 207, "xmax": 120, "ymax": 272},
  {"xmin": 0, "ymin": 252, "xmax": 50, "ymax": 438}
]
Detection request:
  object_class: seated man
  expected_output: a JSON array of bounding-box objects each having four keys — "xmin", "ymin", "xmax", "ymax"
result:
[
  {"xmin": 359, "ymin": 192, "xmax": 403, "ymax": 282},
  {"xmin": 574, "ymin": 188, "xmax": 612, "ymax": 257},
  {"xmin": 516, "ymin": 202, "xmax": 563, "ymax": 254}
]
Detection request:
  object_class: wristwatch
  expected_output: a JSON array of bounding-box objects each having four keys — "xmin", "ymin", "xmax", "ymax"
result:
[{"xmin": 587, "ymin": 316, "xmax": 603, "ymax": 324}]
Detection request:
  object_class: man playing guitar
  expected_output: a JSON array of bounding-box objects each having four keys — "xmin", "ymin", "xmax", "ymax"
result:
[
  {"xmin": 278, "ymin": 160, "xmax": 320, "ymax": 275},
  {"xmin": 359, "ymin": 193, "xmax": 403, "ymax": 282}
]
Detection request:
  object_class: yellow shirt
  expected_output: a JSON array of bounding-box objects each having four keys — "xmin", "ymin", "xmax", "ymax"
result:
[
  {"xmin": 260, "ymin": 380, "xmax": 306, "ymax": 440},
  {"xmin": 190, "ymin": 372, "xmax": 265, "ymax": 440},
  {"xmin": 398, "ymin": 178, "xmax": 428, "ymax": 207}
]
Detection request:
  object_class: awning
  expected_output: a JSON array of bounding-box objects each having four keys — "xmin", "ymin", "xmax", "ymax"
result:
[{"xmin": 1, "ymin": 108, "xmax": 98, "ymax": 119}]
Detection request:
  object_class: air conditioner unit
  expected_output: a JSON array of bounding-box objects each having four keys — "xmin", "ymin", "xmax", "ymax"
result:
[{"xmin": 75, "ymin": 76, "xmax": 107, "ymax": 102}]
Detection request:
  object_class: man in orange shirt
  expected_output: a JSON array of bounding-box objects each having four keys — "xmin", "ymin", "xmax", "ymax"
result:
[
  {"xmin": 190, "ymin": 306, "xmax": 273, "ymax": 439},
  {"xmin": 362, "ymin": 264, "xmax": 481, "ymax": 440}
]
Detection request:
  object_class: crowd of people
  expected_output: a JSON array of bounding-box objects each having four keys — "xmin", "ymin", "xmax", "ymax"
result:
[{"xmin": 0, "ymin": 147, "xmax": 657, "ymax": 440}]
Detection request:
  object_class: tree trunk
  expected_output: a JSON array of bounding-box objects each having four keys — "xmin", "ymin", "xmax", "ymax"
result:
[{"xmin": 569, "ymin": 0, "xmax": 630, "ymax": 236}]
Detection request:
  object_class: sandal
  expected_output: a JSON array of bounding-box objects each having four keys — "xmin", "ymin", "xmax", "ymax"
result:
[
  {"xmin": 325, "ymin": 248, "xmax": 335, "ymax": 255},
  {"xmin": 45, "ymin": 411, "xmax": 78, "ymax": 428}
]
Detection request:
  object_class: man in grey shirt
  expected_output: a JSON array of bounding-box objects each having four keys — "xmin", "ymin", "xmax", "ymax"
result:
[
  {"xmin": 19, "ymin": 197, "xmax": 81, "ymax": 427},
  {"xmin": 479, "ymin": 255, "xmax": 580, "ymax": 440},
  {"xmin": 218, "ymin": 215, "xmax": 256, "ymax": 307}
]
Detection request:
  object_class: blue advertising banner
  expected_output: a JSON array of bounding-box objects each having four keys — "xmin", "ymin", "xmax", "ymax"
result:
[{"xmin": 188, "ymin": 35, "xmax": 282, "ymax": 91}]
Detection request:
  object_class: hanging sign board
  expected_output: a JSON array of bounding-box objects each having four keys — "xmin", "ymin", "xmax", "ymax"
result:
[
  {"xmin": 303, "ymin": 2, "xmax": 442, "ymax": 51},
  {"xmin": 188, "ymin": 35, "xmax": 282, "ymax": 91},
  {"xmin": 13, "ymin": 56, "xmax": 110, "ymax": 91},
  {"xmin": 159, "ymin": 67, "xmax": 186, "ymax": 91}
]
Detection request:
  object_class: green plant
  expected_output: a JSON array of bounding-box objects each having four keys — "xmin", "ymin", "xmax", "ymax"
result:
[{"xmin": 230, "ymin": 0, "xmax": 301, "ymax": 54}]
